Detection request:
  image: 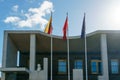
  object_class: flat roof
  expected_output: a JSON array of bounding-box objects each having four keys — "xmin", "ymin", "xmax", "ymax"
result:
[
  {"xmin": 5, "ymin": 30, "xmax": 120, "ymax": 39},
  {"xmin": 5, "ymin": 30, "xmax": 120, "ymax": 53}
]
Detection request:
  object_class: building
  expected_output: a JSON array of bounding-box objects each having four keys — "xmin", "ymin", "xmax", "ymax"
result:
[{"xmin": 0, "ymin": 30, "xmax": 120, "ymax": 80}]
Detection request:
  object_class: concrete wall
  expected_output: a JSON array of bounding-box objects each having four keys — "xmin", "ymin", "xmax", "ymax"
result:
[
  {"xmin": 1, "ymin": 32, "xmax": 17, "ymax": 80},
  {"xmin": 2, "ymin": 32, "xmax": 17, "ymax": 67},
  {"xmin": 73, "ymin": 69, "xmax": 83, "ymax": 80},
  {"xmin": 6, "ymin": 35, "xmax": 17, "ymax": 67},
  {"xmin": 29, "ymin": 58, "xmax": 48, "ymax": 80}
]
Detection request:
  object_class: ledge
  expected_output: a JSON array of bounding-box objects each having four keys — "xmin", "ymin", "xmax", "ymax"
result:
[{"xmin": 0, "ymin": 67, "xmax": 29, "ymax": 73}]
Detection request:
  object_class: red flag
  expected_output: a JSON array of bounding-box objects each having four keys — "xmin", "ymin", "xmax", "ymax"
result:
[{"xmin": 63, "ymin": 15, "xmax": 68, "ymax": 40}]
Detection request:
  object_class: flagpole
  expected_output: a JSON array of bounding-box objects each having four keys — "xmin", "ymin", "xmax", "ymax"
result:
[
  {"xmin": 44, "ymin": 10, "xmax": 53, "ymax": 80},
  {"xmin": 51, "ymin": 35, "xmax": 53, "ymax": 80},
  {"xmin": 84, "ymin": 13, "xmax": 88, "ymax": 80},
  {"xmin": 67, "ymin": 27, "xmax": 70, "ymax": 80},
  {"xmin": 81, "ymin": 13, "xmax": 88, "ymax": 80},
  {"xmin": 85, "ymin": 32, "xmax": 88, "ymax": 80},
  {"xmin": 66, "ymin": 13, "xmax": 70, "ymax": 80},
  {"xmin": 50, "ymin": 12, "xmax": 53, "ymax": 80}
]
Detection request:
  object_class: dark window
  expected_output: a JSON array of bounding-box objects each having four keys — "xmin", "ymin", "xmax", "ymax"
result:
[
  {"xmin": 74, "ymin": 60, "xmax": 82, "ymax": 69},
  {"xmin": 58, "ymin": 60, "xmax": 66, "ymax": 74},
  {"xmin": 111, "ymin": 59, "xmax": 119, "ymax": 74},
  {"xmin": 98, "ymin": 62, "xmax": 102, "ymax": 74}
]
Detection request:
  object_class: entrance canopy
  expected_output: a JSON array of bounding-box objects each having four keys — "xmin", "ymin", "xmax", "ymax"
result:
[{"xmin": 6, "ymin": 30, "xmax": 120, "ymax": 53}]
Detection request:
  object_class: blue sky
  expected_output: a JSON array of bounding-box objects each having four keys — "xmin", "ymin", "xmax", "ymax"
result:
[{"xmin": 0, "ymin": 0, "xmax": 120, "ymax": 69}]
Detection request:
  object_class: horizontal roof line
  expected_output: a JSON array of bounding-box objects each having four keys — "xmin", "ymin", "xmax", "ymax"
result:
[{"xmin": 4, "ymin": 30, "xmax": 120, "ymax": 39}]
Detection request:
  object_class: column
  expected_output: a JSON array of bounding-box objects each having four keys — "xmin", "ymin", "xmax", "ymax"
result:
[
  {"xmin": 1, "ymin": 32, "xmax": 17, "ymax": 80},
  {"xmin": 29, "ymin": 34, "xmax": 36, "ymax": 71},
  {"xmin": 101, "ymin": 34, "xmax": 109, "ymax": 80},
  {"xmin": 1, "ymin": 32, "xmax": 8, "ymax": 80},
  {"xmin": 43, "ymin": 58, "xmax": 48, "ymax": 80}
]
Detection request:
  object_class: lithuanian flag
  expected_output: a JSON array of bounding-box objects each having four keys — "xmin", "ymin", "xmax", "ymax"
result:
[{"xmin": 44, "ymin": 14, "xmax": 52, "ymax": 34}]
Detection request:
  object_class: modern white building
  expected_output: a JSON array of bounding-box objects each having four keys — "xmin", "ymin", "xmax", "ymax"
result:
[{"xmin": 0, "ymin": 30, "xmax": 120, "ymax": 80}]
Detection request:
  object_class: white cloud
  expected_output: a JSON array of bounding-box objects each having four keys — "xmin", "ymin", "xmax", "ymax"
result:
[
  {"xmin": 4, "ymin": 1, "xmax": 54, "ymax": 30},
  {"xmin": 4, "ymin": 16, "xmax": 20, "ymax": 23},
  {"xmin": 12, "ymin": 5, "xmax": 19, "ymax": 12}
]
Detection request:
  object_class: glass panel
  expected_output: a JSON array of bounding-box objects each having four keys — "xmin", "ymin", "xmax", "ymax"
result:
[
  {"xmin": 74, "ymin": 60, "xmax": 82, "ymax": 69},
  {"xmin": 111, "ymin": 60, "xmax": 119, "ymax": 74},
  {"xmin": 91, "ymin": 61, "xmax": 97, "ymax": 73},
  {"xmin": 58, "ymin": 60, "xmax": 66, "ymax": 73}
]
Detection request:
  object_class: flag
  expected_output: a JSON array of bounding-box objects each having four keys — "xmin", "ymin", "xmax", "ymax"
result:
[
  {"xmin": 81, "ymin": 13, "xmax": 85, "ymax": 38},
  {"xmin": 63, "ymin": 15, "xmax": 68, "ymax": 40},
  {"xmin": 44, "ymin": 14, "xmax": 52, "ymax": 34}
]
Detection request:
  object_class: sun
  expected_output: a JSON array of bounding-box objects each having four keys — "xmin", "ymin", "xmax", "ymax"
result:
[{"xmin": 105, "ymin": 4, "xmax": 120, "ymax": 30}]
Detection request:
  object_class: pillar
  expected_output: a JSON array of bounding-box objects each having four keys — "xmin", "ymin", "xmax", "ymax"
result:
[
  {"xmin": 29, "ymin": 34, "xmax": 36, "ymax": 71},
  {"xmin": 1, "ymin": 32, "xmax": 17, "ymax": 80},
  {"xmin": 1, "ymin": 32, "xmax": 8, "ymax": 80},
  {"xmin": 101, "ymin": 34, "xmax": 109, "ymax": 80}
]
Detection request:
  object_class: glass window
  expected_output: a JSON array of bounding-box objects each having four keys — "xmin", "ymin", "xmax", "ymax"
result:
[
  {"xmin": 74, "ymin": 60, "xmax": 82, "ymax": 69},
  {"xmin": 91, "ymin": 61, "xmax": 97, "ymax": 73},
  {"xmin": 58, "ymin": 60, "xmax": 66, "ymax": 74},
  {"xmin": 111, "ymin": 59, "xmax": 119, "ymax": 74},
  {"xmin": 91, "ymin": 60, "xmax": 102, "ymax": 74}
]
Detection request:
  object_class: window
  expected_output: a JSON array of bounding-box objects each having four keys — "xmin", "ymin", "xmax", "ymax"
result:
[
  {"xmin": 111, "ymin": 59, "xmax": 119, "ymax": 74},
  {"xmin": 58, "ymin": 59, "xmax": 66, "ymax": 74},
  {"xmin": 74, "ymin": 60, "xmax": 82, "ymax": 69},
  {"xmin": 91, "ymin": 61, "xmax": 97, "ymax": 73},
  {"xmin": 91, "ymin": 60, "xmax": 102, "ymax": 74}
]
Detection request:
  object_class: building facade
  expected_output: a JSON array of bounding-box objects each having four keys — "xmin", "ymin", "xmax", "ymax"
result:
[{"xmin": 0, "ymin": 30, "xmax": 120, "ymax": 80}]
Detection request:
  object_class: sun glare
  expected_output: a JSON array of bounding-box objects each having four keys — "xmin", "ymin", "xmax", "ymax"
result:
[{"xmin": 105, "ymin": 4, "xmax": 120, "ymax": 30}]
